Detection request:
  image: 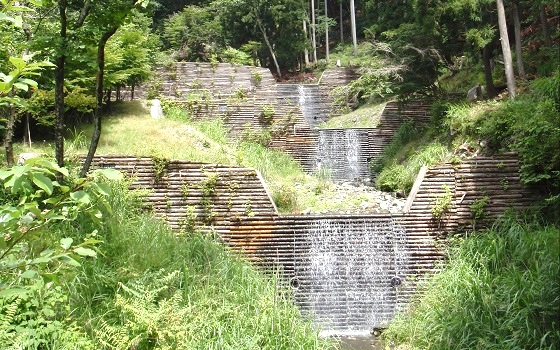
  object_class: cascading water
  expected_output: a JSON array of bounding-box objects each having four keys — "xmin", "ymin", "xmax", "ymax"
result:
[
  {"xmin": 316, "ymin": 129, "xmax": 368, "ymax": 181},
  {"xmin": 345, "ymin": 129, "xmax": 361, "ymax": 180},
  {"xmin": 278, "ymin": 84, "xmax": 326, "ymax": 127},
  {"xmin": 292, "ymin": 217, "xmax": 409, "ymax": 334}
]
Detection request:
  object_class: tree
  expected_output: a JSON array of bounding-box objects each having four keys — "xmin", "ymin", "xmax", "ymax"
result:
[
  {"xmin": 496, "ymin": 0, "xmax": 516, "ymax": 98},
  {"xmin": 1, "ymin": 0, "xmax": 53, "ymax": 165},
  {"xmin": 161, "ymin": 5, "xmax": 225, "ymax": 61},
  {"xmin": 311, "ymin": 0, "xmax": 317, "ymax": 62},
  {"xmin": 350, "ymin": 0, "xmax": 357, "ymax": 55},
  {"xmin": 216, "ymin": 0, "xmax": 307, "ymax": 77},
  {"xmin": 324, "ymin": 0, "xmax": 329, "ymax": 62},
  {"xmin": 512, "ymin": 1, "xmax": 526, "ymax": 79},
  {"xmin": 105, "ymin": 13, "xmax": 160, "ymax": 101},
  {"xmin": 81, "ymin": 0, "xmax": 149, "ymax": 177}
]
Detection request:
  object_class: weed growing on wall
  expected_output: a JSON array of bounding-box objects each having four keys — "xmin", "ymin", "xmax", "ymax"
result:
[
  {"xmin": 431, "ymin": 184, "xmax": 453, "ymax": 219},
  {"xmin": 251, "ymin": 69, "xmax": 263, "ymax": 85}
]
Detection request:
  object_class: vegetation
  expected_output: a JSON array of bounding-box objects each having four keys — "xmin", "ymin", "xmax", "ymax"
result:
[
  {"xmin": 373, "ymin": 72, "xmax": 560, "ymax": 203},
  {"xmin": 384, "ymin": 216, "xmax": 560, "ymax": 349},
  {"xmin": 0, "ymin": 168, "xmax": 336, "ymax": 349},
  {"xmin": 1, "ymin": 0, "xmax": 558, "ymax": 349}
]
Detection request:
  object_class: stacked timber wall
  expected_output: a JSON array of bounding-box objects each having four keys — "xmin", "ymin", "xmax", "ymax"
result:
[
  {"xmin": 405, "ymin": 152, "xmax": 534, "ymax": 231},
  {"xmin": 88, "ymin": 155, "xmax": 277, "ymax": 233},
  {"xmin": 88, "ymin": 153, "xmax": 533, "ymax": 333},
  {"xmin": 271, "ymin": 101, "xmax": 431, "ymax": 181},
  {"xmin": 128, "ymin": 63, "xmax": 432, "ymax": 182}
]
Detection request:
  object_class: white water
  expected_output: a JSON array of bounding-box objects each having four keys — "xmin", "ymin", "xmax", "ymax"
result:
[
  {"xmin": 293, "ymin": 218, "xmax": 408, "ymax": 333},
  {"xmin": 316, "ymin": 129, "xmax": 367, "ymax": 181}
]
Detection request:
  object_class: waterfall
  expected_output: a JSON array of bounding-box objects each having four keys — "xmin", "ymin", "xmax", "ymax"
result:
[
  {"xmin": 293, "ymin": 217, "xmax": 408, "ymax": 334},
  {"xmin": 345, "ymin": 129, "xmax": 361, "ymax": 179},
  {"xmin": 316, "ymin": 129, "xmax": 368, "ymax": 181},
  {"xmin": 297, "ymin": 84, "xmax": 323, "ymax": 127}
]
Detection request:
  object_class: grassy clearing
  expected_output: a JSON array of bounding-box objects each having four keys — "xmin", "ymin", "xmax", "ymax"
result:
[
  {"xmin": 319, "ymin": 101, "xmax": 387, "ymax": 128},
  {"xmin": 384, "ymin": 216, "xmax": 560, "ymax": 349}
]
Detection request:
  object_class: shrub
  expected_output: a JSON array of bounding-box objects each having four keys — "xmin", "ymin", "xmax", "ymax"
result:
[
  {"xmin": 376, "ymin": 143, "xmax": 449, "ymax": 193},
  {"xmin": 477, "ymin": 74, "xmax": 560, "ymax": 201},
  {"xmin": 372, "ymin": 121, "xmax": 421, "ymax": 174}
]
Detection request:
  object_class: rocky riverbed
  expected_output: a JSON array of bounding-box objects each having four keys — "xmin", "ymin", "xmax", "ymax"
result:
[{"xmin": 293, "ymin": 180, "xmax": 406, "ymax": 215}]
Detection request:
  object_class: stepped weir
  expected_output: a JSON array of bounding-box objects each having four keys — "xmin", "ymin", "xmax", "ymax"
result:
[
  {"xmin": 89, "ymin": 153, "xmax": 532, "ymax": 335},
  {"xmin": 117, "ymin": 63, "xmax": 533, "ymax": 336},
  {"xmin": 294, "ymin": 217, "xmax": 408, "ymax": 333}
]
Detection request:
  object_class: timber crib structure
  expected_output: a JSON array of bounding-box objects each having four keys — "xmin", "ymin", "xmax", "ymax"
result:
[
  {"xmin": 127, "ymin": 62, "xmax": 431, "ymax": 182},
  {"xmin": 89, "ymin": 152, "xmax": 532, "ymax": 333}
]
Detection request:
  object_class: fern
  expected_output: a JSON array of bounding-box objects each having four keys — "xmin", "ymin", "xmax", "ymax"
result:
[
  {"xmin": 95, "ymin": 269, "xmax": 192, "ymax": 349},
  {"xmin": 0, "ymin": 296, "xmax": 20, "ymax": 346}
]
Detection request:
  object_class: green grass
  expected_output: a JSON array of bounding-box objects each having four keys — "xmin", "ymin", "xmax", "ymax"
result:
[
  {"xmin": 319, "ymin": 101, "xmax": 387, "ymax": 128},
  {"xmin": 1, "ymin": 180, "xmax": 337, "ymax": 349},
  {"xmin": 384, "ymin": 216, "xmax": 560, "ymax": 349}
]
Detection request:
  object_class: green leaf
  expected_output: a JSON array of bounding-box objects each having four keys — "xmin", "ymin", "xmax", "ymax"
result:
[
  {"xmin": 13, "ymin": 15, "xmax": 22, "ymax": 28},
  {"xmin": 0, "ymin": 170, "xmax": 11, "ymax": 180},
  {"xmin": 21, "ymin": 269, "xmax": 38, "ymax": 279},
  {"xmin": 18, "ymin": 78, "xmax": 38, "ymax": 87},
  {"xmin": 95, "ymin": 182, "xmax": 112, "ymax": 196},
  {"xmin": 30, "ymin": 256, "xmax": 51, "ymax": 264},
  {"xmin": 0, "ymin": 288, "xmax": 28, "ymax": 298},
  {"xmin": 94, "ymin": 168, "xmax": 123, "ymax": 181},
  {"xmin": 59, "ymin": 255, "xmax": 81, "ymax": 267},
  {"xmin": 60, "ymin": 237, "xmax": 73, "ymax": 250},
  {"xmin": 13, "ymin": 82, "xmax": 28, "ymax": 91},
  {"xmin": 73, "ymin": 247, "xmax": 96, "ymax": 257},
  {"xmin": 20, "ymin": 213, "xmax": 34, "ymax": 224},
  {"xmin": 70, "ymin": 190, "xmax": 90, "ymax": 204},
  {"xmin": 32, "ymin": 173, "xmax": 53, "ymax": 195},
  {"xmin": 9, "ymin": 57, "xmax": 26, "ymax": 71},
  {"xmin": 77, "ymin": 238, "xmax": 103, "ymax": 247}
]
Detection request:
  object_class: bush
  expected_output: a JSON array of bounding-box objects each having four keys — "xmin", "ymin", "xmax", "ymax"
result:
[
  {"xmin": 372, "ymin": 121, "xmax": 422, "ymax": 174},
  {"xmin": 26, "ymin": 89, "xmax": 96, "ymax": 128},
  {"xmin": 376, "ymin": 142, "xmax": 449, "ymax": 193},
  {"xmin": 478, "ymin": 74, "xmax": 560, "ymax": 200},
  {"xmin": 384, "ymin": 217, "xmax": 560, "ymax": 349}
]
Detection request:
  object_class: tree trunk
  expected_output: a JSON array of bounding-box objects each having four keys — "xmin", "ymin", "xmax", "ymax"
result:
[
  {"xmin": 311, "ymin": 0, "xmax": 317, "ymax": 62},
  {"xmin": 512, "ymin": 1, "xmax": 526, "ymax": 79},
  {"xmin": 81, "ymin": 27, "xmax": 118, "ymax": 177},
  {"xmin": 350, "ymin": 0, "xmax": 357, "ymax": 55},
  {"xmin": 325, "ymin": 0, "xmax": 329, "ymax": 62},
  {"xmin": 54, "ymin": 0, "xmax": 67, "ymax": 168},
  {"xmin": 303, "ymin": 19, "xmax": 310, "ymax": 66},
  {"xmin": 482, "ymin": 44, "xmax": 497, "ymax": 98},
  {"xmin": 496, "ymin": 0, "xmax": 516, "ymax": 98},
  {"xmin": 256, "ymin": 19, "xmax": 282, "ymax": 79},
  {"xmin": 105, "ymin": 88, "xmax": 112, "ymax": 111},
  {"xmin": 3, "ymin": 91, "xmax": 15, "ymax": 166},
  {"xmin": 131, "ymin": 84, "xmax": 135, "ymax": 100},
  {"xmin": 540, "ymin": 5, "xmax": 552, "ymax": 47},
  {"xmin": 340, "ymin": 1, "xmax": 343, "ymax": 42}
]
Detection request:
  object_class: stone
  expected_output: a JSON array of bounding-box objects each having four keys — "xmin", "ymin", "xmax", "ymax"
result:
[{"xmin": 467, "ymin": 85, "xmax": 482, "ymax": 101}]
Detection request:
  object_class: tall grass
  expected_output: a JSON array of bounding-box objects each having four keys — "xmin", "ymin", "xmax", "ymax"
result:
[
  {"xmin": 384, "ymin": 216, "xmax": 560, "ymax": 349},
  {"xmin": 66, "ymin": 183, "xmax": 335, "ymax": 349}
]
